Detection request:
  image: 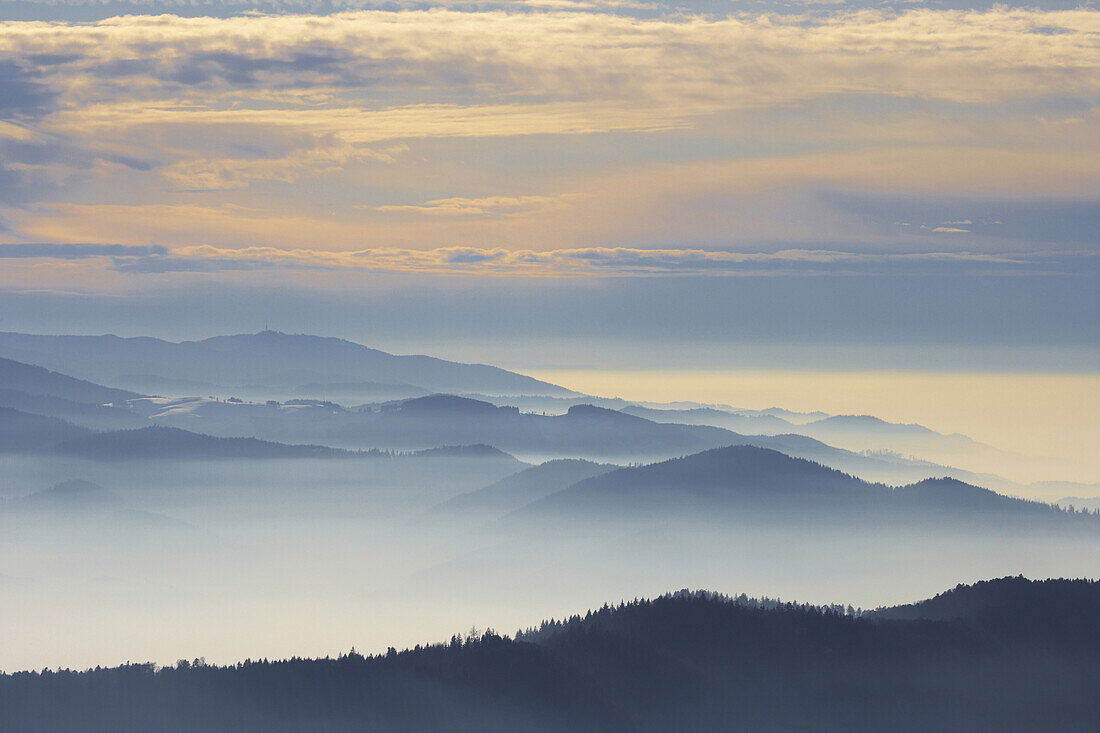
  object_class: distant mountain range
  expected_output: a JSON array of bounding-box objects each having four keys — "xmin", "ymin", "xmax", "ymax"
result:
[
  {"xmin": 52, "ymin": 425, "xmax": 371, "ymax": 460},
  {"xmin": 123, "ymin": 392, "xmax": 996, "ymax": 484},
  {"xmin": 2, "ymin": 577, "xmax": 1096, "ymax": 732},
  {"xmin": 0, "ymin": 351, "xmax": 1054, "ymax": 491},
  {"xmin": 0, "ymin": 479, "xmax": 209, "ymax": 549},
  {"xmin": 0, "ymin": 331, "xmax": 1047, "ymax": 484},
  {"xmin": 621, "ymin": 405, "xmax": 797, "ymax": 433},
  {"xmin": 0, "ymin": 331, "xmax": 576, "ymax": 398},
  {"xmin": 0, "ymin": 408, "xmax": 520, "ymax": 463},
  {"xmin": 428, "ymin": 459, "xmax": 615, "ymax": 518},
  {"xmin": 620, "ymin": 405, "xmax": 992, "ymax": 457},
  {"xmin": 507, "ymin": 446, "xmax": 1094, "ymax": 531},
  {"xmin": 797, "ymin": 413, "xmax": 988, "ymax": 453},
  {"xmin": 1058, "ymin": 496, "xmax": 1100, "ymax": 512}
]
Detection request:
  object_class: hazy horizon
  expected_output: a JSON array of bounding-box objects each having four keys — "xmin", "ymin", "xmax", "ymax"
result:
[{"xmin": 0, "ymin": 324, "xmax": 1095, "ymax": 483}]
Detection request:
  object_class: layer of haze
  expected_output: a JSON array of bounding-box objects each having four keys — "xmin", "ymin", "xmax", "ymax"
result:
[{"xmin": 531, "ymin": 369, "xmax": 1100, "ymax": 484}]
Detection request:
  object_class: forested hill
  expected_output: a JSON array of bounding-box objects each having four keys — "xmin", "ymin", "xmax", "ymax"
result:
[
  {"xmin": 514, "ymin": 446, "xmax": 1097, "ymax": 531},
  {"xmin": 2, "ymin": 578, "xmax": 1097, "ymax": 733},
  {"xmin": 869, "ymin": 576, "xmax": 1100, "ymax": 642}
]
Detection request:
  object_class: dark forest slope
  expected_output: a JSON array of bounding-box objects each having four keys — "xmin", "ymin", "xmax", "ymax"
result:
[{"xmin": 2, "ymin": 578, "xmax": 1097, "ymax": 733}]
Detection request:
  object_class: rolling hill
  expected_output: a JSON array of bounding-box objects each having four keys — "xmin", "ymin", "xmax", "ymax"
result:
[
  {"xmin": 0, "ymin": 480, "xmax": 120, "ymax": 513},
  {"xmin": 50, "ymin": 425, "xmax": 365, "ymax": 460},
  {"xmin": 0, "ymin": 356, "xmax": 140, "ymax": 405},
  {"xmin": 514, "ymin": 446, "xmax": 1094, "ymax": 530},
  {"xmin": 620, "ymin": 405, "xmax": 795, "ymax": 433},
  {"xmin": 0, "ymin": 407, "xmax": 96, "ymax": 452},
  {"xmin": 870, "ymin": 576, "xmax": 1100, "ymax": 637},
  {"xmin": 0, "ymin": 331, "xmax": 576, "ymax": 398},
  {"xmin": 129, "ymin": 393, "xmax": 1020, "ymax": 486},
  {"xmin": 0, "ymin": 389, "xmax": 149, "ymax": 431},
  {"xmin": 429, "ymin": 459, "xmax": 615, "ymax": 518}
]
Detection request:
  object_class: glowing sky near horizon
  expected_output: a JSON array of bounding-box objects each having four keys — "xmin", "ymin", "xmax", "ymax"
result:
[{"xmin": 528, "ymin": 368, "xmax": 1100, "ymax": 484}]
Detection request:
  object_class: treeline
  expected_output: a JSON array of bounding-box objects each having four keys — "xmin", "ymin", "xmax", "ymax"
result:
[
  {"xmin": 2, "ymin": 578, "xmax": 1097, "ymax": 732},
  {"xmin": 516, "ymin": 588, "xmax": 865, "ymax": 642}
]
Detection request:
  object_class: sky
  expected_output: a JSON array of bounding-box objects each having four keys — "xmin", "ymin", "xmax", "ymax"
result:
[{"xmin": 0, "ymin": 0, "xmax": 1097, "ymax": 451}]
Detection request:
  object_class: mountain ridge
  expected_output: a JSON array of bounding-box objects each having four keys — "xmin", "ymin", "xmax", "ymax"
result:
[
  {"xmin": 512, "ymin": 445, "xmax": 1094, "ymax": 529},
  {"xmin": 0, "ymin": 331, "xmax": 577, "ymax": 398},
  {"xmin": 0, "ymin": 356, "xmax": 141, "ymax": 405}
]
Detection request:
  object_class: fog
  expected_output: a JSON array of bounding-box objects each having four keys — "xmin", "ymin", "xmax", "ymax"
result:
[
  {"xmin": 0, "ymin": 335, "xmax": 1096, "ymax": 674},
  {"xmin": 3, "ymin": 448, "xmax": 1096, "ymax": 672}
]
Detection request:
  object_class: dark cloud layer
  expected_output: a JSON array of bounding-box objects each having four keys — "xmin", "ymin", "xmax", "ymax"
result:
[
  {"xmin": 0, "ymin": 242, "xmax": 168, "ymax": 259},
  {"xmin": 0, "ymin": 60, "xmax": 56, "ymax": 119}
]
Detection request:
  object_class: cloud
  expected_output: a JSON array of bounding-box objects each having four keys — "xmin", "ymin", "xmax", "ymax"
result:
[
  {"xmin": 0, "ymin": 0, "xmax": 656, "ymax": 22},
  {"xmin": 1, "ymin": 240, "xmax": 1048, "ymax": 277},
  {"xmin": 0, "ymin": 242, "xmax": 168, "ymax": 259},
  {"xmin": 9, "ymin": 144, "xmax": 1096, "ymax": 255},
  {"xmin": 4, "ymin": 10, "xmax": 1099, "ymax": 141},
  {"xmin": 0, "ymin": 8, "xmax": 1095, "ymax": 254},
  {"xmin": 161, "ymin": 142, "xmax": 407, "ymax": 190},
  {"xmin": 442, "ymin": 248, "xmax": 509, "ymax": 263},
  {"xmin": 0, "ymin": 7, "xmax": 1090, "ymax": 215},
  {"xmin": 374, "ymin": 195, "xmax": 574, "ymax": 217},
  {"xmin": 0, "ymin": 60, "xmax": 56, "ymax": 119}
]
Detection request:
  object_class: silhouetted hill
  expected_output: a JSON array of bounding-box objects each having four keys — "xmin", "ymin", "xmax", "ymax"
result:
[
  {"xmin": 892, "ymin": 477, "xmax": 1031, "ymax": 512},
  {"xmin": 0, "ymin": 356, "xmax": 139, "ymax": 405},
  {"xmin": 0, "ymin": 483, "xmax": 211, "ymax": 550},
  {"xmin": 757, "ymin": 406, "xmax": 831, "ymax": 423},
  {"xmin": 320, "ymin": 397, "xmax": 732, "ymax": 459},
  {"xmin": 1058, "ymin": 496, "xmax": 1100, "ymax": 512},
  {"xmin": 2, "ymin": 578, "xmax": 1096, "ymax": 732},
  {"xmin": 0, "ymin": 388, "xmax": 149, "ymax": 430},
  {"xmin": 870, "ymin": 576, "xmax": 1100, "ymax": 627},
  {"xmin": 810, "ymin": 413, "xmax": 939, "ymax": 434},
  {"xmin": 429, "ymin": 459, "xmax": 615, "ymax": 518},
  {"xmin": 0, "ymin": 407, "xmax": 96, "ymax": 451},
  {"xmin": 2, "ymin": 480, "xmax": 120, "ymax": 512},
  {"xmin": 787, "ymin": 414, "xmax": 1011, "ymax": 468},
  {"xmin": 800, "ymin": 414, "xmax": 982, "ymax": 448},
  {"xmin": 621, "ymin": 405, "xmax": 795, "ymax": 433},
  {"xmin": 409, "ymin": 444, "xmax": 517, "ymax": 460},
  {"xmin": 32, "ymin": 424, "xmax": 519, "ymax": 463},
  {"xmin": 319, "ymin": 397, "xmax": 930, "ymax": 476},
  {"xmin": 519, "ymin": 445, "xmax": 877, "ymax": 519},
  {"xmin": 0, "ymin": 331, "xmax": 575, "ymax": 397},
  {"xmin": 616, "ymin": 407, "xmax": 1000, "ymax": 473},
  {"xmin": 50, "ymin": 425, "xmax": 370, "ymax": 460},
  {"xmin": 127, "ymin": 393, "xmax": 1031, "ymax": 485},
  {"xmin": 515, "ymin": 446, "xmax": 1096, "ymax": 530},
  {"xmin": 295, "ymin": 380, "xmax": 430, "ymax": 402},
  {"xmin": 389, "ymin": 394, "xmax": 508, "ymax": 415},
  {"xmin": 564, "ymin": 403, "xmax": 642, "ymax": 420}
]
